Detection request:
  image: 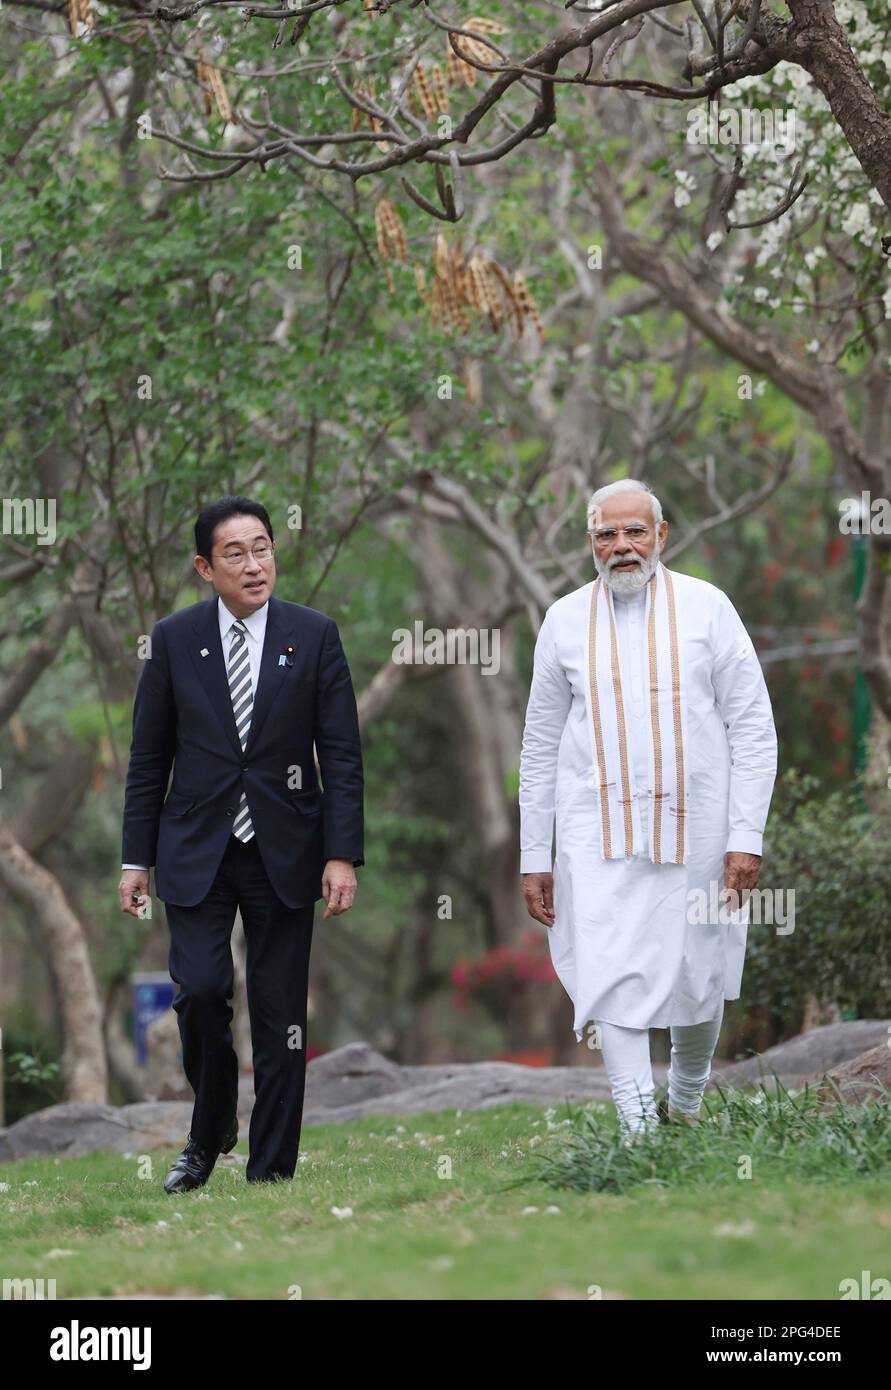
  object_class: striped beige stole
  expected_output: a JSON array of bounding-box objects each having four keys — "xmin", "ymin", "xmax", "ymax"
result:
[{"xmin": 586, "ymin": 563, "xmax": 688, "ymax": 864}]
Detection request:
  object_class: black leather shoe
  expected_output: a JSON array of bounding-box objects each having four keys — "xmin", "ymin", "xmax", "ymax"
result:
[{"xmin": 164, "ymin": 1119, "xmax": 238, "ymax": 1194}]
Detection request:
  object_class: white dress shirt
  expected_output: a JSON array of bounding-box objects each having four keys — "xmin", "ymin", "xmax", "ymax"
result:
[{"xmin": 218, "ymin": 593, "xmax": 268, "ymax": 702}]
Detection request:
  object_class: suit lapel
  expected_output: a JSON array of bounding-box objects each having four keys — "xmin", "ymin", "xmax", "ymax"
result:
[
  {"xmin": 245, "ymin": 596, "xmax": 296, "ymax": 755},
  {"xmin": 190, "ymin": 598, "xmax": 242, "ymax": 758},
  {"xmin": 188, "ymin": 594, "xmax": 301, "ymax": 759}
]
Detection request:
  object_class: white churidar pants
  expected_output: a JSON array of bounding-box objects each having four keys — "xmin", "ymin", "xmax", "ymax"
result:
[{"xmin": 595, "ymin": 1002, "xmax": 724, "ymax": 1136}]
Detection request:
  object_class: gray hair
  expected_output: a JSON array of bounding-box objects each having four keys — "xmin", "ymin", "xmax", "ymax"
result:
[{"xmin": 586, "ymin": 479, "xmax": 663, "ymax": 532}]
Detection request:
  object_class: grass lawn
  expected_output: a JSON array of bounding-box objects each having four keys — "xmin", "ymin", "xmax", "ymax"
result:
[{"xmin": 1, "ymin": 1093, "xmax": 889, "ymax": 1300}]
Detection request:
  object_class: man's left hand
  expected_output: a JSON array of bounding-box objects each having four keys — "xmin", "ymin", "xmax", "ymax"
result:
[
  {"xmin": 322, "ymin": 859, "xmax": 357, "ymax": 920},
  {"xmin": 722, "ymin": 851, "xmax": 761, "ymax": 910}
]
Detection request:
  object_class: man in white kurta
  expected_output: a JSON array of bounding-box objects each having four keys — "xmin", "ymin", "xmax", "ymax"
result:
[{"xmin": 519, "ymin": 481, "xmax": 777, "ymax": 1135}]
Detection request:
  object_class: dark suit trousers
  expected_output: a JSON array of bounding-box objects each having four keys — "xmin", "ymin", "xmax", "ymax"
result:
[{"xmin": 163, "ymin": 833, "xmax": 315, "ymax": 1183}]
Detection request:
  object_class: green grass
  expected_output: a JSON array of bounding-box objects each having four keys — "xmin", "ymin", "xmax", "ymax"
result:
[
  {"xmin": 532, "ymin": 1079, "xmax": 891, "ymax": 1193},
  {"xmin": 1, "ymin": 1091, "xmax": 889, "ymax": 1300}
]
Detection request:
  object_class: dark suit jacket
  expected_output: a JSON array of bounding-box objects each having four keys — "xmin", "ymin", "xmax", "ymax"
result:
[{"xmin": 121, "ymin": 594, "xmax": 364, "ymax": 908}]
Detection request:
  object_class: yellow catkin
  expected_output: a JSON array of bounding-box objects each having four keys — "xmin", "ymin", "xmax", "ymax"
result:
[
  {"xmin": 439, "ymin": 268, "xmax": 460, "ymax": 333},
  {"xmin": 428, "ymin": 235, "xmax": 537, "ymax": 341},
  {"xmin": 457, "ymin": 53, "xmax": 477, "ymax": 87},
  {"xmin": 388, "ymin": 206, "xmax": 408, "ymax": 262},
  {"xmin": 463, "ymin": 356, "xmax": 483, "ymax": 404},
  {"xmin": 374, "ymin": 203, "xmax": 393, "ymax": 268},
  {"xmin": 460, "ymin": 36, "xmax": 498, "ymax": 67},
  {"xmin": 367, "ymin": 82, "xmax": 388, "ymax": 151},
  {"xmin": 375, "ymin": 199, "xmax": 408, "ymax": 269},
  {"xmin": 197, "ymin": 50, "xmax": 214, "ymax": 119},
  {"xmin": 433, "ymin": 278, "xmax": 448, "ymax": 331},
  {"xmin": 413, "ymin": 66, "xmax": 439, "ymax": 121},
  {"xmin": 351, "ymin": 82, "xmax": 366, "ymax": 133},
  {"xmin": 429, "ymin": 279, "xmax": 442, "ymax": 326},
  {"xmin": 429, "ymin": 63, "xmax": 450, "ymax": 113},
  {"xmin": 513, "ymin": 270, "xmax": 545, "ymax": 341},
  {"xmin": 480, "ymin": 259, "xmax": 506, "ymax": 331},
  {"xmin": 69, "ymin": 0, "xmax": 93, "ymax": 34},
  {"xmin": 486, "ymin": 259, "xmax": 525, "ymax": 335},
  {"xmin": 207, "ymin": 63, "xmax": 234, "ymax": 125},
  {"xmin": 195, "ymin": 50, "xmax": 232, "ymax": 124},
  {"xmin": 447, "ymin": 254, "xmax": 465, "ymax": 316},
  {"xmin": 445, "ymin": 44, "xmax": 463, "ymax": 87},
  {"xmin": 444, "ymin": 35, "xmax": 477, "ymax": 87},
  {"xmin": 465, "ymin": 256, "xmax": 486, "ymax": 312},
  {"xmin": 434, "ymin": 233, "xmax": 451, "ymax": 280},
  {"xmin": 452, "ymin": 32, "xmax": 502, "ymax": 84},
  {"xmin": 467, "ymin": 257, "xmax": 494, "ymax": 327},
  {"xmin": 448, "ymin": 19, "xmax": 508, "ymax": 86},
  {"xmin": 464, "ymin": 16, "xmax": 509, "ymax": 36},
  {"xmin": 451, "ymin": 238, "xmax": 466, "ymax": 281}
]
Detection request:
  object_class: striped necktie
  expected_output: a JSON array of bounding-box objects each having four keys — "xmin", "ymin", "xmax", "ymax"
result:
[{"xmin": 227, "ymin": 618, "xmax": 254, "ymax": 842}]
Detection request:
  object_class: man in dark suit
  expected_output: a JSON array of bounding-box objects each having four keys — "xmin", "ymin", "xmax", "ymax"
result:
[{"xmin": 119, "ymin": 496, "xmax": 363, "ymax": 1191}]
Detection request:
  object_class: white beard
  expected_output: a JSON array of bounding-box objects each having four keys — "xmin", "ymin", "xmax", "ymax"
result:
[{"xmin": 594, "ymin": 547, "xmax": 661, "ymax": 597}]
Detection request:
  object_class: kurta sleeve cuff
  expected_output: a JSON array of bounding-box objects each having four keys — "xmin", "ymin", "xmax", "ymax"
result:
[
  {"xmin": 724, "ymin": 832, "xmax": 763, "ymax": 857},
  {"xmin": 521, "ymin": 850, "xmax": 554, "ymax": 874}
]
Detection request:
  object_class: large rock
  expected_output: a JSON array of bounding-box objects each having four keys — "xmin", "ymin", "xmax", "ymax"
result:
[
  {"xmin": 300, "ymin": 1044, "xmax": 633, "ymax": 1124},
  {"xmin": 303, "ymin": 1040, "xmax": 406, "ymax": 1108},
  {"xmin": 0, "ymin": 1043, "xmax": 630, "ymax": 1160},
  {"xmin": 143, "ymin": 1010, "xmax": 191, "ymax": 1102},
  {"xmin": 814, "ymin": 1041, "xmax": 891, "ymax": 1110},
  {"xmin": 0, "ymin": 1100, "xmax": 193, "ymax": 1162},
  {"xmin": 1, "ymin": 1024, "xmax": 888, "ymax": 1161},
  {"xmin": 710, "ymin": 1020, "xmax": 891, "ymax": 1090}
]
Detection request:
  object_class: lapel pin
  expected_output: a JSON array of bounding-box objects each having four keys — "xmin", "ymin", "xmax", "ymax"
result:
[{"xmin": 200, "ymin": 648, "xmax": 209, "ymax": 657}]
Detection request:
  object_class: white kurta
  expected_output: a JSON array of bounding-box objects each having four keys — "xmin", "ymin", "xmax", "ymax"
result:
[{"xmin": 519, "ymin": 569, "xmax": 778, "ymax": 1034}]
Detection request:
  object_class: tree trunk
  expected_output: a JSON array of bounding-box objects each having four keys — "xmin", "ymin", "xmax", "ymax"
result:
[{"xmin": 0, "ymin": 824, "xmax": 107, "ymax": 1102}]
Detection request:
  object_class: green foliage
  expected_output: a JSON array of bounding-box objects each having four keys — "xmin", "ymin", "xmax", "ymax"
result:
[
  {"xmin": 2, "ymin": 1039, "xmax": 63, "ymax": 1125},
  {"xmin": 744, "ymin": 771, "xmax": 891, "ymax": 1029}
]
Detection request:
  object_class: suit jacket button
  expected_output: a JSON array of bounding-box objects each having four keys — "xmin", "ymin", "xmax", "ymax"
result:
[{"xmin": 226, "ymin": 809, "xmax": 233, "ymax": 816}]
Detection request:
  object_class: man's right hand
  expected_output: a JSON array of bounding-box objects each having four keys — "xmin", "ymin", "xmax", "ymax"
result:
[
  {"xmin": 523, "ymin": 871, "xmax": 555, "ymax": 928},
  {"xmin": 119, "ymin": 869, "xmax": 150, "ymax": 918}
]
